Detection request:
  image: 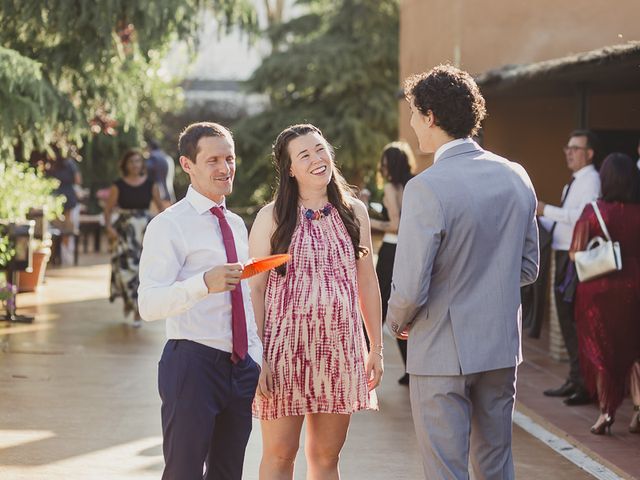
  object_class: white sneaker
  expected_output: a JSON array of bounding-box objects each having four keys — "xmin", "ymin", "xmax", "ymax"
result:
[{"xmin": 133, "ymin": 318, "xmax": 142, "ymax": 328}]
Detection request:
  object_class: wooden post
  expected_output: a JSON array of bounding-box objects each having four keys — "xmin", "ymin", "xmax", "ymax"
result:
[
  {"xmin": 576, "ymin": 83, "xmax": 589, "ymax": 129},
  {"xmin": 548, "ymin": 253, "xmax": 569, "ymax": 361}
]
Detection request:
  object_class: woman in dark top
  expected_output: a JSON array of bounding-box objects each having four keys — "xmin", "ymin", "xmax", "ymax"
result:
[
  {"xmin": 369, "ymin": 141, "xmax": 415, "ymax": 385},
  {"xmin": 104, "ymin": 148, "xmax": 164, "ymax": 326},
  {"xmin": 570, "ymin": 153, "xmax": 640, "ymax": 435}
]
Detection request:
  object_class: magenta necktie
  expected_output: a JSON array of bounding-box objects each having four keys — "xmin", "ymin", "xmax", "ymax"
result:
[{"xmin": 210, "ymin": 206, "xmax": 248, "ymax": 363}]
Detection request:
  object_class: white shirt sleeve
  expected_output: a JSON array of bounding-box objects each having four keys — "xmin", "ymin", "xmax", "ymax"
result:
[
  {"xmin": 542, "ymin": 174, "xmax": 600, "ymax": 226},
  {"xmin": 542, "ymin": 204, "xmax": 582, "ymax": 225},
  {"xmin": 138, "ymin": 216, "xmax": 209, "ymax": 321},
  {"xmin": 236, "ymin": 225, "xmax": 264, "ymax": 363}
]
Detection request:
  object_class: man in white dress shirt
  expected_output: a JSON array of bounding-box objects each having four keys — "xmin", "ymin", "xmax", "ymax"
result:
[
  {"xmin": 538, "ymin": 130, "xmax": 601, "ymax": 406},
  {"xmin": 138, "ymin": 122, "xmax": 262, "ymax": 480}
]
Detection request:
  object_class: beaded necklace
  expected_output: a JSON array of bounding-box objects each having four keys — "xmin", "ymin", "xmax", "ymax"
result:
[{"xmin": 303, "ymin": 203, "xmax": 332, "ymax": 220}]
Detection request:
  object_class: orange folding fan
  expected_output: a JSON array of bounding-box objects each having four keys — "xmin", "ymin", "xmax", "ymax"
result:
[{"xmin": 241, "ymin": 254, "xmax": 291, "ymax": 279}]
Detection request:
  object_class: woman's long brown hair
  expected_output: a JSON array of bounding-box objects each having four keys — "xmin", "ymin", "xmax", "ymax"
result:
[{"xmin": 270, "ymin": 124, "xmax": 367, "ymax": 275}]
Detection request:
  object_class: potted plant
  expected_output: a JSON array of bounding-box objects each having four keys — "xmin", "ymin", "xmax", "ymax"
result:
[{"xmin": 0, "ymin": 161, "xmax": 64, "ymax": 292}]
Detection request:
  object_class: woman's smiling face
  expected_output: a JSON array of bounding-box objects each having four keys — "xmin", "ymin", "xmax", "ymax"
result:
[{"xmin": 287, "ymin": 132, "xmax": 333, "ymax": 189}]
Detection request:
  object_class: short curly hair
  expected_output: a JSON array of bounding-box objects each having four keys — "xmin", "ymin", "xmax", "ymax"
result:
[{"xmin": 404, "ymin": 64, "xmax": 487, "ymax": 138}]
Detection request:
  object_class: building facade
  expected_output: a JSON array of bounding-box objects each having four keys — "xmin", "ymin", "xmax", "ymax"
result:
[{"xmin": 399, "ymin": 0, "xmax": 640, "ymax": 201}]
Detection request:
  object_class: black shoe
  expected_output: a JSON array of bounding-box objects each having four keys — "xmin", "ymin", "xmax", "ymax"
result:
[
  {"xmin": 543, "ymin": 380, "xmax": 576, "ymax": 397},
  {"xmin": 590, "ymin": 413, "xmax": 615, "ymax": 435},
  {"xmin": 398, "ymin": 373, "xmax": 410, "ymax": 386},
  {"xmin": 563, "ymin": 390, "xmax": 592, "ymax": 406}
]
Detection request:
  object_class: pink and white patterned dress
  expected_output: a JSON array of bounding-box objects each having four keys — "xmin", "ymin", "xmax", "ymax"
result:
[{"xmin": 253, "ymin": 204, "xmax": 378, "ymax": 420}]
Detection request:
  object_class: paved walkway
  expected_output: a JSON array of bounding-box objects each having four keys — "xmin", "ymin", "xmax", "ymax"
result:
[
  {"xmin": 0, "ymin": 255, "xmax": 632, "ymax": 479},
  {"xmin": 518, "ymin": 335, "xmax": 640, "ymax": 479}
]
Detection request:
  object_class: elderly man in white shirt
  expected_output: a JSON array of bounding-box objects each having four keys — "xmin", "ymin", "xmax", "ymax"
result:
[
  {"xmin": 538, "ymin": 130, "xmax": 601, "ymax": 406},
  {"xmin": 138, "ymin": 122, "xmax": 262, "ymax": 480}
]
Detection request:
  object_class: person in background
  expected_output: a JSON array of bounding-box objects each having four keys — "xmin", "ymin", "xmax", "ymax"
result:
[
  {"xmin": 250, "ymin": 124, "xmax": 382, "ymax": 479},
  {"xmin": 369, "ymin": 141, "xmax": 415, "ymax": 385},
  {"xmin": 47, "ymin": 148, "xmax": 82, "ymax": 265},
  {"xmin": 104, "ymin": 148, "xmax": 164, "ymax": 327},
  {"xmin": 520, "ymin": 219, "xmax": 552, "ymax": 338},
  {"xmin": 539, "ymin": 130, "xmax": 601, "ymax": 406},
  {"xmin": 569, "ymin": 152, "xmax": 640, "ymax": 435},
  {"xmin": 146, "ymin": 138, "xmax": 176, "ymax": 208}
]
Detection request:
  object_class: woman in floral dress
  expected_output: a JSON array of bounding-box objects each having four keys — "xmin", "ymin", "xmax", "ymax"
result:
[{"xmin": 104, "ymin": 149, "xmax": 164, "ymax": 326}]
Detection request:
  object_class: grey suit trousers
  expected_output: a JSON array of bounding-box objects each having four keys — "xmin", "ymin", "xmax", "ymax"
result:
[{"xmin": 410, "ymin": 367, "xmax": 517, "ymax": 480}]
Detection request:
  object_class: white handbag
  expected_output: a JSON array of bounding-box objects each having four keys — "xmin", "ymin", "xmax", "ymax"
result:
[{"xmin": 574, "ymin": 201, "xmax": 622, "ymax": 282}]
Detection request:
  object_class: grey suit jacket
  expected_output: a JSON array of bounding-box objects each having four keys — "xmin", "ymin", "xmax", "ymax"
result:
[{"xmin": 387, "ymin": 141, "xmax": 539, "ymax": 376}]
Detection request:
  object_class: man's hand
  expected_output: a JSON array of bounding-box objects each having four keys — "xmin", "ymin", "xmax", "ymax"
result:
[
  {"xmin": 536, "ymin": 201, "xmax": 546, "ymax": 216},
  {"xmin": 397, "ymin": 328, "xmax": 410, "ymax": 340},
  {"xmin": 389, "ymin": 317, "xmax": 412, "ymax": 340},
  {"xmin": 204, "ymin": 263, "xmax": 243, "ymax": 293}
]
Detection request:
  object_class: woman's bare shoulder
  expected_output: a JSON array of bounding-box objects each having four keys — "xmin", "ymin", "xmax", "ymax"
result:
[{"xmin": 253, "ymin": 202, "xmax": 277, "ymax": 230}]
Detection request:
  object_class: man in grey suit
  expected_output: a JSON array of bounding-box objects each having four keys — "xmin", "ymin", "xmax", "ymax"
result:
[{"xmin": 387, "ymin": 65, "xmax": 539, "ymax": 479}]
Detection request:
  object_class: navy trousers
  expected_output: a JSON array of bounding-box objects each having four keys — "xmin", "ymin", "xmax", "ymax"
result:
[{"xmin": 158, "ymin": 340, "xmax": 260, "ymax": 480}]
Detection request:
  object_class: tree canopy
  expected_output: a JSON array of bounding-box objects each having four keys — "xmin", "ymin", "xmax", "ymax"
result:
[
  {"xmin": 0, "ymin": 0, "xmax": 258, "ymax": 161},
  {"xmin": 234, "ymin": 0, "xmax": 399, "ymax": 204}
]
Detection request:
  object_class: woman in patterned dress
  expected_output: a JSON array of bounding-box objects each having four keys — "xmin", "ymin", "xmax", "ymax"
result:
[
  {"xmin": 104, "ymin": 149, "xmax": 164, "ymax": 326},
  {"xmin": 249, "ymin": 124, "xmax": 383, "ymax": 479}
]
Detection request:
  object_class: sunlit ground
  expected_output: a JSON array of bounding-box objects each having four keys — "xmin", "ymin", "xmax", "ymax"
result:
[{"xmin": 0, "ymin": 256, "xmax": 600, "ymax": 479}]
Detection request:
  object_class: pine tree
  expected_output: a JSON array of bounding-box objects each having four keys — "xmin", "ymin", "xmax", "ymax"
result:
[{"xmin": 234, "ymin": 0, "xmax": 399, "ymax": 203}]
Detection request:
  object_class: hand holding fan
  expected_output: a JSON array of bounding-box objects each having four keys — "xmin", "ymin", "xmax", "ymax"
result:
[{"xmin": 241, "ymin": 254, "xmax": 291, "ymax": 279}]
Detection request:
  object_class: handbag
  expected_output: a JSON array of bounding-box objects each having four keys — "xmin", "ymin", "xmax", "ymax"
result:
[{"xmin": 574, "ymin": 201, "xmax": 622, "ymax": 282}]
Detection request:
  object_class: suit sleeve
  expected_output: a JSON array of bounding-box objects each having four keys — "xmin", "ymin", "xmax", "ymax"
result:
[
  {"xmin": 520, "ymin": 168, "xmax": 540, "ymax": 286},
  {"xmin": 386, "ymin": 179, "xmax": 444, "ymax": 337},
  {"xmin": 521, "ymin": 208, "xmax": 539, "ymax": 286}
]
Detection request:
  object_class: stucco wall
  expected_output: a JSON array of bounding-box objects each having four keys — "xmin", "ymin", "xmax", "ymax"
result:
[
  {"xmin": 400, "ymin": 0, "xmax": 640, "ymax": 78},
  {"xmin": 399, "ymin": 0, "xmax": 640, "ymax": 185}
]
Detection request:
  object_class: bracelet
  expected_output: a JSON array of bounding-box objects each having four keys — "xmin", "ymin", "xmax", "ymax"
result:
[{"xmin": 370, "ymin": 344, "xmax": 384, "ymax": 358}]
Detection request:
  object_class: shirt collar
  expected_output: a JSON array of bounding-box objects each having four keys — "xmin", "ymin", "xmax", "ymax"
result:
[
  {"xmin": 434, "ymin": 137, "xmax": 475, "ymax": 163},
  {"xmin": 186, "ymin": 185, "xmax": 226, "ymax": 215},
  {"xmin": 572, "ymin": 163, "xmax": 596, "ymax": 179}
]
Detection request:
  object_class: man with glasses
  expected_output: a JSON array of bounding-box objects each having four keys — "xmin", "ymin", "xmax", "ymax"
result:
[{"xmin": 538, "ymin": 130, "xmax": 601, "ymax": 406}]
